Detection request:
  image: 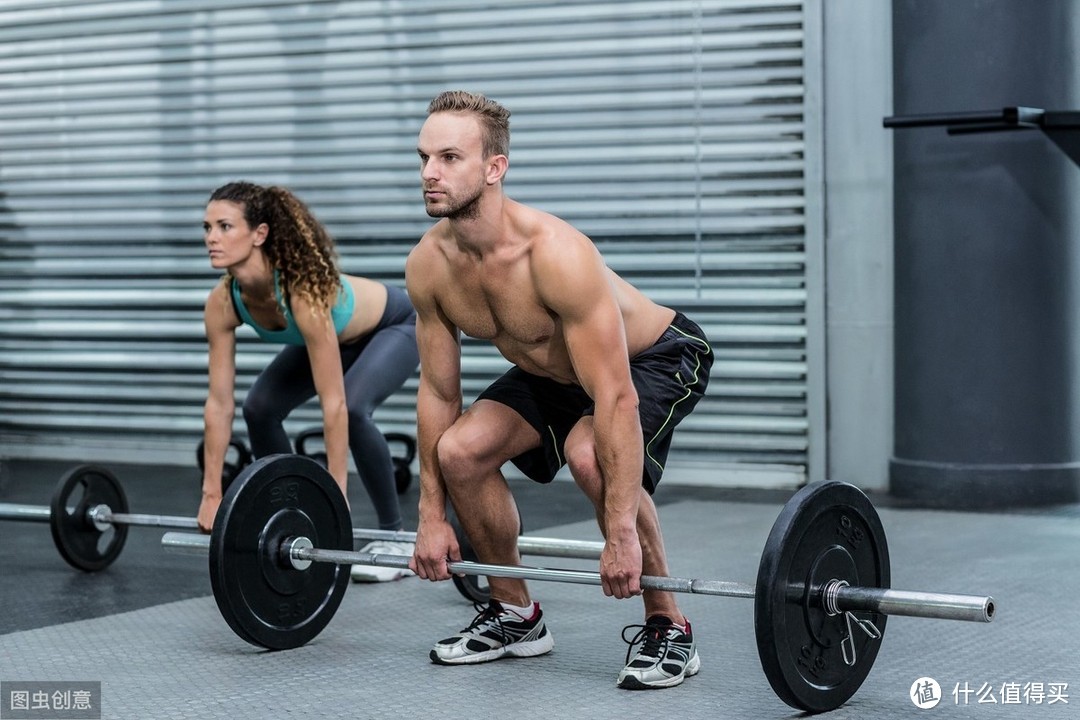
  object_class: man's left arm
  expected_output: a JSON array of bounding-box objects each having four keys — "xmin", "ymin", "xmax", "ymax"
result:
[{"xmin": 533, "ymin": 234, "xmax": 644, "ymax": 599}]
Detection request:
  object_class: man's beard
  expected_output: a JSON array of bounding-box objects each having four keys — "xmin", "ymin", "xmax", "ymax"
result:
[{"xmin": 424, "ymin": 184, "xmax": 484, "ymax": 221}]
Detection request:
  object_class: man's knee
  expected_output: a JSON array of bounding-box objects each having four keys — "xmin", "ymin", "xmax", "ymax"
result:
[
  {"xmin": 565, "ymin": 435, "xmax": 596, "ymax": 477},
  {"xmin": 566, "ymin": 435, "xmax": 602, "ymax": 496},
  {"xmin": 436, "ymin": 424, "xmax": 488, "ymax": 487}
]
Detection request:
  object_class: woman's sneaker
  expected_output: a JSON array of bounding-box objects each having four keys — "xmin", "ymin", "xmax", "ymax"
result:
[
  {"xmin": 617, "ymin": 615, "xmax": 700, "ymax": 689},
  {"xmin": 350, "ymin": 540, "xmax": 416, "ymax": 582},
  {"xmin": 430, "ymin": 600, "xmax": 554, "ymax": 665}
]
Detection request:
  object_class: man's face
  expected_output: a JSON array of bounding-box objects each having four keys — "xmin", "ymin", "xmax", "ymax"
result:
[{"xmin": 417, "ymin": 112, "xmax": 490, "ymax": 220}]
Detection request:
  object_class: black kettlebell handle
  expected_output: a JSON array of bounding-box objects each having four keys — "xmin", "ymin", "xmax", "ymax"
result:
[
  {"xmin": 197, "ymin": 436, "xmax": 252, "ymax": 475},
  {"xmin": 294, "ymin": 427, "xmax": 325, "ymax": 458},
  {"xmin": 382, "ymin": 432, "xmax": 416, "ymax": 463}
]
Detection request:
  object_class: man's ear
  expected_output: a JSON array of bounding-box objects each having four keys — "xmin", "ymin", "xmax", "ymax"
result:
[{"xmin": 486, "ymin": 154, "xmax": 508, "ymax": 185}]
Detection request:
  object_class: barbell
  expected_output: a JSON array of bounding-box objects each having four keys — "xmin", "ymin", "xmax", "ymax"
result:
[
  {"xmin": 0, "ymin": 462, "xmax": 603, "ymax": 603},
  {"xmin": 0, "ymin": 464, "xmax": 193, "ymax": 571},
  {"xmin": 161, "ymin": 453, "xmax": 996, "ymax": 714}
]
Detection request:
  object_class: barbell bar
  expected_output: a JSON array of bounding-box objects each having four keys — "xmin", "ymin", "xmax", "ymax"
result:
[
  {"xmin": 0, "ymin": 503, "xmax": 603, "ymax": 560},
  {"xmin": 163, "ymin": 532, "xmax": 993, "ymax": 623},
  {"xmin": 347, "ymin": 527, "xmax": 602, "ymax": 560},
  {"xmin": 0, "ymin": 502, "xmax": 201, "ymax": 531},
  {"xmin": 0, "ymin": 462, "xmax": 603, "ymax": 593},
  {"xmin": 162, "ymin": 453, "xmax": 997, "ymax": 713}
]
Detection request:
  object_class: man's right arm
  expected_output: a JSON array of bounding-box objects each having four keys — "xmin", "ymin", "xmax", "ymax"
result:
[{"xmin": 405, "ymin": 244, "xmax": 465, "ymax": 580}]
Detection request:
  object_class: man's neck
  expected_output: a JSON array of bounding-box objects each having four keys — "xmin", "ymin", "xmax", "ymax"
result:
[{"xmin": 446, "ymin": 194, "xmax": 512, "ymax": 258}]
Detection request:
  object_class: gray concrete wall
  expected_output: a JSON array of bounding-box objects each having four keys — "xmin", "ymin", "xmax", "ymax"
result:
[
  {"xmin": 889, "ymin": 0, "xmax": 1080, "ymax": 507},
  {"xmin": 820, "ymin": 0, "xmax": 895, "ymax": 490}
]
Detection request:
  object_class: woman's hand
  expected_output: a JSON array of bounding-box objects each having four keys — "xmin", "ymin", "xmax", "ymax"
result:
[{"xmin": 197, "ymin": 490, "xmax": 222, "ymax": 533}]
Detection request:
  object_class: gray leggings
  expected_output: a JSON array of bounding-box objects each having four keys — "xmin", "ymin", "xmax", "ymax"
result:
[{"xmin": 242, "ymin": 285, "xmax": 418, "ymax": 530}]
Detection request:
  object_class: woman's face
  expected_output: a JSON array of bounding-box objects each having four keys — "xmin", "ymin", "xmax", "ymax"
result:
[{"xmin": 203, "ymin": 200, "xmax": 266, "ymax": 270}]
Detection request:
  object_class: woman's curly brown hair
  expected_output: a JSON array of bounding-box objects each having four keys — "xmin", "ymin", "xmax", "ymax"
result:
[{"xmin": 209, "ymin": 181, "xmax": 340, "ymax": 317}]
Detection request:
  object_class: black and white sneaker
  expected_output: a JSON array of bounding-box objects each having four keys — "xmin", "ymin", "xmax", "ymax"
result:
[
  {"xmin": 430, "ymin": 600, "xmax": 554, "ymax": 665},
  {"xmin": 617, "ymin": 615, "xmax": 700, "ymax": 689}
]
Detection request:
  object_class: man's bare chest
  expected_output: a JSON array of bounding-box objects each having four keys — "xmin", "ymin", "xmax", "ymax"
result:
[{"xmin": 443, "ymin": 281, "xmax": 556, "ymax": 346}]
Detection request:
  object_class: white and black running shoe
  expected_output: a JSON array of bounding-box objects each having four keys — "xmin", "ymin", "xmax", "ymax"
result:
[
  {"xmin": 617, "ymin": 615, "xmax": 700, "ymax": 689},
  {"xmin": 430, "ymin": 600, "xmax": 554, "ymax": 665}
]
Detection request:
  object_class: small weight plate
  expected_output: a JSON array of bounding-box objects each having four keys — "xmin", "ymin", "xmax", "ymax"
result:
[
  {"xmin": 755, "ymin": 481, "xmax": 890, "ymax": 713},
  {"xmin": 49, "ymin": 465, "xmax": 129, "ymax": 572},
  {"xmin": 209, "ymin": 454, "xmax": 352, "ymax": 650},
  {"xmin": 450, "ymin": 508, "xmax": 491, "ymax": 604}
]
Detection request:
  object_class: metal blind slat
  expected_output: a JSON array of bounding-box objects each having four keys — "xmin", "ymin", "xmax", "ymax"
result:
[{"xmin": 0, "ymin": 0, "xmax": 809, "ymax": 482}]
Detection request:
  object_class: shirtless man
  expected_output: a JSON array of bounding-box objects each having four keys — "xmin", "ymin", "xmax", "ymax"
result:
[{"xmin": 406, "ymin": 91, "xmax": 713, "ymax": 689}]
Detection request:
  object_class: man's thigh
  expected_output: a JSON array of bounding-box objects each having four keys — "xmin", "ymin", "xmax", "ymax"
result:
[{"xmin": 449, "ymin": 398, "xmax": 543, "ymax": 466}]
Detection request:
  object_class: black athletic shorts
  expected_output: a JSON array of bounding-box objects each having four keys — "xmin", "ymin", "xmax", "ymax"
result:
[{"xmin": 475, "ymin": 312, "xmax": 713, "ymax": 494}]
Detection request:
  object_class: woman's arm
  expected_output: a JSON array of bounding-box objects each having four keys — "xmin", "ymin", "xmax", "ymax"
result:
[
  {"xmin": 292, "ymin": 293, "xmax": 350, "ymax": 498},
  {"xmin": 200, "ymin": 283, "xmax": 240, "ymax": 531}
]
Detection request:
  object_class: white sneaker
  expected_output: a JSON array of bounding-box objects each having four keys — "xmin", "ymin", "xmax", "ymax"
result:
[{"xmin": 351, "ymin": 540, "xmax": 416, "ymax": 583}]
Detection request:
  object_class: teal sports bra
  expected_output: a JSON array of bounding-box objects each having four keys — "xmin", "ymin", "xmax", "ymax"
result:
[{"xmin": 230, "ymin": 269, "xmax": 355, "ymax": 346}]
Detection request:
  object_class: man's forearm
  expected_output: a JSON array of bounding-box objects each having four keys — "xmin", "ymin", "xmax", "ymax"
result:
[
  {"xmin": 416, "ymin": 383, "xmax": 462, "ymax": 522},
  {"xmin": 594, "ymin": 397, "xmax": 644, "ymax": 537}
]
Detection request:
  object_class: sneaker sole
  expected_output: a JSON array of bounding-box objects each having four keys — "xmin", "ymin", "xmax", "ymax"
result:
[
  {"xmin": 430, "ymin": 634, "xmax": 555, "ymax": 666},
  {"xmin": 617, "ymin": 651, "xmax": 701, "ymax": 690}
]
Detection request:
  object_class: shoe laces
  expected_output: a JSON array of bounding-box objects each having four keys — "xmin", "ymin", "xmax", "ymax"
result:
[
  {"xmin": 464, "ymin": 601, "xmax": 511, "ymax": 642},
  {"xmin": 621, "ymin": 619, "xmax": 672, "ymax": 664}
]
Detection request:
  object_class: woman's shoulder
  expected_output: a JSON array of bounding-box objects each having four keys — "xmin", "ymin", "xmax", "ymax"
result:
[
  {"xmin": 204, "ymin": 278, "xmax": 240, "ymax": 328},
  {"xmin": 205, "ymin": 276, "xmax": 231, "ymax": 305}
]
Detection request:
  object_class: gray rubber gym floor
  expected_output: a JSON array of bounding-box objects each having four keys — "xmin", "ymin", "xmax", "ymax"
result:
[{"xmin": 1, "ymin": 459, "xmax": 1077, "ymax": 719}]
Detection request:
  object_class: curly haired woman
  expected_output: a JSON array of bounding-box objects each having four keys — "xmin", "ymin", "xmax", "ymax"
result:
[{"xmin": 198, "ymin": 181, "xmax": 419, "ymax": 582}]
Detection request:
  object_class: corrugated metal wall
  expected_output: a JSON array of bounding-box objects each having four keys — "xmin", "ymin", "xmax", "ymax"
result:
[{"xmin": 0, "ymin": 0, "xmax": 814, "ymax": 485}]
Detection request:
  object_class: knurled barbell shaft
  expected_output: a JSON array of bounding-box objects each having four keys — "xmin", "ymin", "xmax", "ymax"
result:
[
  {"xmin": 160, "ymin": 532, "xmax": 995, "ymax": 624},
  {"xmin": 1, "ymin": 502, "xmax": 604, "ymax": 560},
  {"xmin": 91, "ymin": 507, "xmax": 200, "ymax": 530},
  {"xmin": 352, "ymin": 528, "xmax": 604, "ymax": 559},
  {"xmin": 0, "ymin": 502, "xmax": 202, "ymax": 531}
]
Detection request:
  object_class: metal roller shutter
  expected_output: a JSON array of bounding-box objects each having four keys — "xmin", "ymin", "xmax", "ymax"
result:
[{"xmin": 0, "ymin": 0, "xmax": 815, "ymax": 486}]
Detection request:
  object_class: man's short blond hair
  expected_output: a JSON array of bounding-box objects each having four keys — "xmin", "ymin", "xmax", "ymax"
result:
[{"xmin": 427, "ymin": 90, "xmax": 511, "ymax": 158}]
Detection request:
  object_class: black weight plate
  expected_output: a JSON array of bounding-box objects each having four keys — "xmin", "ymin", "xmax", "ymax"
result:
[
  {"xmin": 49, "ymin": 465, "xmax": 129, "ymax": 572},
  {"xmin": 449, "ymin": 500, "xmax": 524, "ymax": 604},
  {"xmin": 451, "ymin": 509, "xmax": 491, "ymax": 604},
  {"xmin": 209, "ymin": 454, "xmax": 352, "ymax": 650},
  {"xmin": 755, "ymin": 481, "xmax": 890, "ymax": 713}
]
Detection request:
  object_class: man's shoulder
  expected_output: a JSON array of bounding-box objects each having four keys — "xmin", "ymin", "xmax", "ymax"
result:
[
  {"xmin": 408, "ymin": 225, "xmax": 446, "ymax": 264},
  {"xmin": 509, "ymin": 204, "xmax": 590, "ymax": 261},
  {"xmin": 406, "ymin": 226, "xmax": 451, "ymax": 298}
]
